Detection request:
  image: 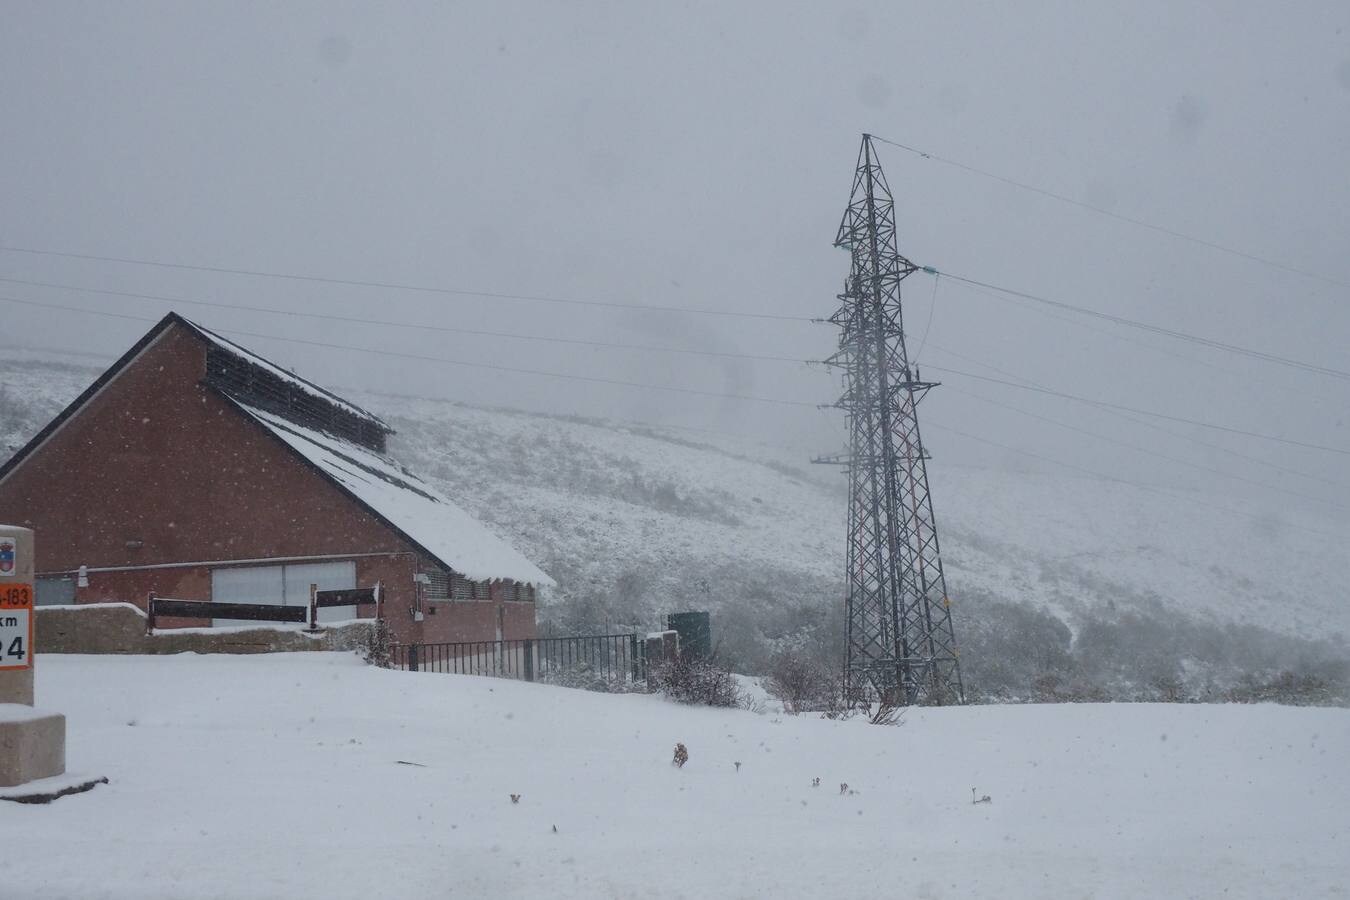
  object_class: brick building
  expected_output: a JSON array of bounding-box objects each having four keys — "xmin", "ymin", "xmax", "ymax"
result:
[{"xmin": 0, "ymin": 312, "xmax": 552, "ymax": 645}]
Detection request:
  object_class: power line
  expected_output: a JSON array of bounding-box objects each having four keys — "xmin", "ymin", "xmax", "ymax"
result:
[
  {"xmin": 0, "ymin": 244, "xmax": 815, "ymax": 323},
  {"xmin": 333, "ymin": 385, "xmax": 785, "ymax": 447},
  {"xmin": 235, "ymin": 329, "xmax": 820, "ymax": 407},
  {"xmin": 12, "ymin": 285, "xmax": 1331, "ymax": 532},
  {"xmin": 0, "ymin": 296, "xmax": 150, "ymax": 325},
  {"xmin": 0, "ymin": 331, "xmax": 824, "ymax": 449},
  {"xmin": 0, "ymin": 341, "xmax": 115, "ymax": 363},
  {"xmin": 912, "ymin": 271, "xmax": 939, "ymax": 363},
  {"xmin": 25, "ymin": 293, "xmax": 1328, "ymax": 534},
  {"xmin": 0, "ymin": 276, "xmax": 807, "ymax": 365},
  {"xmin": 930, "ymin": 270, "xmax": 1350, "ymax": 383},
  {"xmin": 0, "ymin": 294, "xmax": 818, "ymax": 408},
  {"xmin": 8, "ymin": 241, "xmax": 1344, "ymax": 385},
  {"xmin": 5, "ymin": 292, "xmax": 1345, "ymax": 535},
  {"xmin": 921, "ymin": 360, "xmax": 1350, "ymax": 457},
  {"xmin": 933, "ymin": 276, "xmax": 1350, "ymax": 475},
  {"xmin": 942, "ymin": 274, "xmax": 1339, "ymax": 422},
  {"xmin": 922, "ymin": 419, "xmax": 1345, "ymax": 541},
  {"xmin": 943, "ymin": 276, "xmax": 1236, "ymax": 378},
  {"xmin": 20, "ymin": 270, "xmax": 1288, "ymax": 393},
  {"xmin": 922, "ymin": 339, "xmax": 1350, "ymax": 491},
  {"xmin": 869, "ymin": 134, "xmax": 1350, "ymax": 291},
  {"xmin": 943, "ymin": 382, "xmax": 1350, "ymax": 513},
  {"xmin": 6, "ymin": 290, "xmax": 1347, "ymax": 459}
]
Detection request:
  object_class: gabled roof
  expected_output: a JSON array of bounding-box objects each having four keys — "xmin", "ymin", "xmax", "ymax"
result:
[
  {"xmin": 0, "ymin": 312, "xmax": 553, "ymax": 586},
  {"xmin": 231, "ymin": 401, "xmax": 553, "ymax": 586},
  {"xmin": 0, "ymin": 312, "xmax": 391, "ymax": 485}
]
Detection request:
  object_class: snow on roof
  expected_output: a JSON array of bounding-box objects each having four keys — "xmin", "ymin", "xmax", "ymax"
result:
[
  {"xmin": 182, "ymin": 317, "xmax": 391, "ymax": 431},
  {"xmin": 233, "ymin": 400, "xmax": 554, "ymax": 587}
]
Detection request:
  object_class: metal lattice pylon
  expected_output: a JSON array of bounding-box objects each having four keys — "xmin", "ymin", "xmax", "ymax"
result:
[{"xmin": 820, "ymin": 134, "xmax": 963, "ymax": 706}]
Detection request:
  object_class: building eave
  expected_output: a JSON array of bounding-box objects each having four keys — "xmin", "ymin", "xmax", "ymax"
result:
[{"xmin": 210, "ymin": 388, "xmax": 552, "ymax": 587}]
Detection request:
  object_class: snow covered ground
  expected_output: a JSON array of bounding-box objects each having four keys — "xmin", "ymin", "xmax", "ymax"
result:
[{"xmin": 6, "ymin": 653, "xmax": 1348, "ymax": 899}]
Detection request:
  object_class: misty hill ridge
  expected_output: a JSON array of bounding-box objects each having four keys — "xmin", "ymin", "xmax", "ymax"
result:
[
  {"xmin": 365, "ymin": 390, "xmax": 1346, "ymax": 631},
  {"xmin": 2, "ymin": 357, "xmax": 1346, "ymax": 694}
]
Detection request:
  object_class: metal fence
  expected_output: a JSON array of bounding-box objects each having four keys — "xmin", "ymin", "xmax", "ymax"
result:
[{"xmin": 391, "ymin": 633, "xmax": 647, "ymax": 688}]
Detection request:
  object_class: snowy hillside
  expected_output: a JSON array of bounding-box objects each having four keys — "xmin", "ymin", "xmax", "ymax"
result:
[
  {"xmin": 371, "ymin": 390, "xmax": 1349, "ymax": 636},
  {"xmin": 2, "ymin": 357, "xmax": 1347, "ymax": 698},
  {"xmin": 370, "ymin": 391, "xmax": 1350, "ymax": 699},
  {"xmin": 7, "ymin": 653, "xmax": 1349, "ymax": 899}
]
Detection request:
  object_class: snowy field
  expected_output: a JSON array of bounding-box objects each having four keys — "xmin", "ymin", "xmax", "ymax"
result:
[{"xmin": 4, "ymin": 653, "xmax": 1348, "ymax": 899}]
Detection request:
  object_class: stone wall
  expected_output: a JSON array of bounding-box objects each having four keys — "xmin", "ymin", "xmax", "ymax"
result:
[{"xmin": 36, "ymin": 603, "xmax": 376, "ymax": 655}]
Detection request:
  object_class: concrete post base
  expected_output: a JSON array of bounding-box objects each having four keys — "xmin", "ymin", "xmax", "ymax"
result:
[
  {"xmin": 0, "ymin": 706, "xmax": 66, "ymax": 787},
  {"xmin": 0, "ymin": 668, "xmax": 34, "ymax": 705}
]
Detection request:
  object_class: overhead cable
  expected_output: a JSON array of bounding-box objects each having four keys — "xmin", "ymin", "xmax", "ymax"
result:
[
  {"xmin": 0, "ymin": 245, "xmax": 814, "ymax": 323},
  {"xmin": 0, "ymin": 276, "xmax": 806, "ymax": 364},
  {"xmin": 928, "ymin": 270, "xmax": 1350, "ymax": 383},
  {"xmin": 869, "ymin": 134, "xmax": 1349, "ymax": 290}
]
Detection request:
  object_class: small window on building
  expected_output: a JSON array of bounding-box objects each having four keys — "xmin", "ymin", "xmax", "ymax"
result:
[{"xmin": 35, "ymin": 576, "xmax": 76, "ymax": 606}]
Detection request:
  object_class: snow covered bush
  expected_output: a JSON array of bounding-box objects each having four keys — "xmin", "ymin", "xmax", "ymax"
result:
[
  {"xmin": 1224, "ymin": 670, "xmax": 1345, "ymax": 706},
  {"xmin": 652, "ymin": 657, "xmax": 744, "ymax": 708},
  {"xmin": 538, "ymin": 666, "xmax": 648, "ymax": 694},
  {"xmin": 764, "ymin": 649, "xmax": 839, "ymax": 714},
  {"xmin": 361, "ymin": 618, "xmax": 393, "ymax": 668}
]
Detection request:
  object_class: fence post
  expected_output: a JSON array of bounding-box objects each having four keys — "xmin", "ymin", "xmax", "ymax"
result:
[
  {"xmin": 146, "ymin": 591, "xmax": 157, "ymax": 635},
  {"xmin": 308, "ymin": 583, "xmax": 318, "ymax": 631},
  {"xmin": 630, "ymin": 634, "xmax": 640, "ymax": 682},
  {"xmin": 408, "ymin": 643, "xmax": 419, "ymax": 672},
  {"xmin": 523, "ymin": 639, "xmax": 535, "ymax": 682}
]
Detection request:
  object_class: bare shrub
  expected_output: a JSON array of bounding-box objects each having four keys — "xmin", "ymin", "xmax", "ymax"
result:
[
  {"xmin": 1031, "ymin": 673, "xmax": 1109, "ymax": 704},
  {"xmin": 1151, "ymin": 675, "xmax": 1186, "ymax": 703},
  {"xmin": 868, "ymin": 701, "xmax": 905, "ymax": 726},
  {"xmin": 1226, "ymin": 671, "xmax": 1342, "ymax": 706},
  {"xmin": 538, "ymin": 666, "xmax": 647, "ymax": 694},
  {"xmin": 652, "ymin": 657, "xmax": 744, "ymax": 708},
  {"xmin": 765, "ymin": 650, "xmax": 838, "ymax": 714}
]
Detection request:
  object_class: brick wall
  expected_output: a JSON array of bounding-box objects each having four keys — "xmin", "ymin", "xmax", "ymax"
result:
[
  {"xmin": 36, "ymin": 603, "xmax": 377, "ymax": 655},
  {"xmin": 0, "ymin": 321, "xmax": 540, "ymax": 645},
  {"xmin": 0, "ymin": 326, "xmax": 410, "ymax": 572}
]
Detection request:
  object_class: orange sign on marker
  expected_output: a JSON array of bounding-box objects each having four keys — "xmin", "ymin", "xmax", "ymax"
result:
[{"xmin": 0, "ymin": 582, "xmax": 34, "ymax": 671}]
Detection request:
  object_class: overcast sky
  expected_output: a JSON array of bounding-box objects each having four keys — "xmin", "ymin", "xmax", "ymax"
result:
[{"xmin": 2, "ymin": 1, "xmax": 1348, "ymax": 521}]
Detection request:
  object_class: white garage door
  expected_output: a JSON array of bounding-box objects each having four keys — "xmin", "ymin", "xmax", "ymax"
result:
[
  {"xmin": 286, "ymin": 561, "xmax": 359, "ymax": 624},
  {"xmin": 211, "ymin": 561, "xmax": 357, "ymax": 627}
]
